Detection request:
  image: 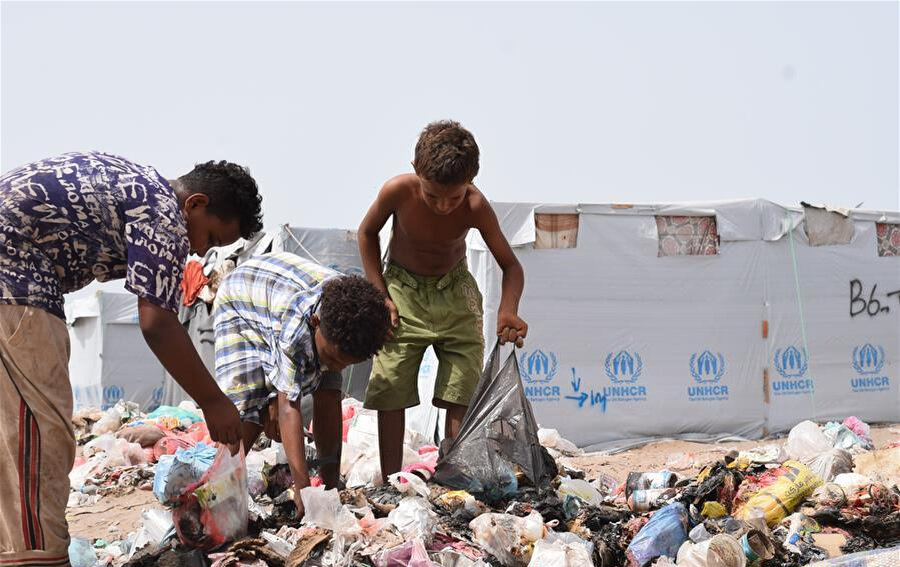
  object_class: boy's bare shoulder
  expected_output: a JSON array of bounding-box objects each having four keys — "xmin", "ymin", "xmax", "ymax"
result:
[
  {"xmin": 466, "ymin": 185, "xmax": 494, "ymax": 217},
  {"xmin": 382, "ymin": 173, "xmax": 420, "ymax": 196}
]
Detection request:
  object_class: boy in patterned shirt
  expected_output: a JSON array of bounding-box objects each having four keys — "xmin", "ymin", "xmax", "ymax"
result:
[
  {"xmin": 0, "ymin": 152, "xmax": 262, "ymax": 567},
  {"xmin": 214, "ymin": 252, "xmax": 390, "ymax": 517}
]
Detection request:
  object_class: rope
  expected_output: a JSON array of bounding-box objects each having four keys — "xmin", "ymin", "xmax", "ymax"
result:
[{"xmin": 786, "ymin": 210, "xmax": 818, "ymax": 421}]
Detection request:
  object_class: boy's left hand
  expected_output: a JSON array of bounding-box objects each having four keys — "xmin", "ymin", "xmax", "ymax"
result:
[{"xmin": 497, "ymin": 311, "xmax": 527, "ymax": 347}]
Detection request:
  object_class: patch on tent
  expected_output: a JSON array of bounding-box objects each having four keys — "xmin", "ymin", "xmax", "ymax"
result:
[
  {"xmin": 876, "ymin": 223, "xmax": 900, "ymax": 257},
  {"xmin": 802, "ymin": 203, "xmax": 854, "ymax": 246},
  {"xmin": 534, "ymin": 213, "xmax": 579, "ymax": 249},
  {"xmin": 655, "ymin": 216, "xmax": 719, "ymax": 256}
]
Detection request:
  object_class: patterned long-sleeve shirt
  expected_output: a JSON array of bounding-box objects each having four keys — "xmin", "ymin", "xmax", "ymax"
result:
[
  {"xmin": 214, "ymin": 252, "xmax": 339, "ymax": 423},
  {"xmin": 0, "ymin": 152, "xmax": 189, "ymax": 318}
]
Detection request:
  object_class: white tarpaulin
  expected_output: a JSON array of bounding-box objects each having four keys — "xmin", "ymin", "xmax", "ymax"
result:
[
  {"xmin": 65, "ymin": 280, "xmax": 168, "ymax": 411},
  {"xmin": 469, "ymin": 200, "xmax": 899, "ymax": 451}
]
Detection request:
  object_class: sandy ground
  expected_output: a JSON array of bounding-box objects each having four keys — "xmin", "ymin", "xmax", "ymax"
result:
[{"xmin": 67, "ymin": 425, "xmax": 900, "ymax": 542}]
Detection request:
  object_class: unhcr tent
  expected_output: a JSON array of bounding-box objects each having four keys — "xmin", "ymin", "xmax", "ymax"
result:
[
  {"xmin": 468, "ymin": 199, "xmax": 900, "ymax": 451},
  {"xmin": 66, "ymin": 280, "xmax": 168, "ymax": 411}
]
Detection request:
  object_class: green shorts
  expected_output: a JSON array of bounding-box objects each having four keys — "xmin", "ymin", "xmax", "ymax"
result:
[{"xmin": 364, "ymin": 260, "xmax": 485, "ymax": 411}]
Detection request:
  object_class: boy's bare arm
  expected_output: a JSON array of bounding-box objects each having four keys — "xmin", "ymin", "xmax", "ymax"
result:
[
  {"xmin": 472, "ymin": 197, "xmax": 528, "ymax": 345},
  {"xmin": 277, "ymin": 392, "xmax": 309, "ymax": 518},
  {"xmin": 358, "ymin": 179, "xmax": 405, "ymax": 327}
]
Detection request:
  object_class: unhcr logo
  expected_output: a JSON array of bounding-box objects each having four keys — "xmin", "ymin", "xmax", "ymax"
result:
[
  {"xmin": 688, "ymin": 351, "xmax": 728, "ymax": 401},
  {"xmin": 519, "ymin": 349, "xmax": 560, "ymax": 402},
  {"xmin": 851, "ymin": 344, "xmax": 890, "ymax": 393},
  {"xmin": 772, "ymin": 346, "xmax": 814, "ymax": 397},
  {"xmin": 603, "ymin": 350, "xmax": 647, "ymax": 402},
  {"xmin": 102, "ymin": 385, "xmax": 124, "ymax": 410}
]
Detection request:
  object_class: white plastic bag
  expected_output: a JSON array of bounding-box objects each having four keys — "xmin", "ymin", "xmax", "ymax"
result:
[
  {"xmin": 676, "ymin": 534, "xmax": 747, "ymax": 567},
  {"xmin": 389, "ymin": 472, "xmax": 431, "ymax": 498},
  {"xmin": 785, "ymin": 421, "xmax": 831, "ymax": 461},
  {"xmin": 527, "ymin": 539, "xmax": 593, "ymax": 567},
  {"xmin": 470, "ymin": 511, "xmax": 545, "ymax": 567},
  {"xmin": 557, "ymin": 477, "xmax": 604, "ymax": 506},
  {"xmin": 388, "ymin": 497, "xmax": 437, "ymax": 541}
]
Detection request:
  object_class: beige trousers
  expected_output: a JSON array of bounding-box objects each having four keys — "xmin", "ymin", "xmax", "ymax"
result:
[{"xmin": 0, "ymin": 305, "xmax": 74, "ymax": 567}]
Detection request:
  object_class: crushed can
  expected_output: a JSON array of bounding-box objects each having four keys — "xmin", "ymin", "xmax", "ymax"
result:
[{"xmin": 625, "ymin": 470, "xmax": 677, "ymax": 497}]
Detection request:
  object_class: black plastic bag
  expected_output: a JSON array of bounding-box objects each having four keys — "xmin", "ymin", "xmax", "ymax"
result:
[{"xmin": 433, "ymin": 341, "xmax": 556, "ymax": 501}]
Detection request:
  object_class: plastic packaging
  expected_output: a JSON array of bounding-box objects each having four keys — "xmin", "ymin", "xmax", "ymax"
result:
[
  {"xmin": 68, "ymin": 537, "xmax": 99, "ymax": 567},
  {"xmin": 173, "ymin": 444, "xmax": 248, "ymax": 550},
  {"xmin": 625, "ymin": 471, "xmax": 677, "ymax": 496},
  {"xmin": 676, "ymin": 534, "xmax": 747, "ymax": 567},
  {"xmin": 389, "ymin": 471, "xmax": 431, "ymax": 498},
  {"xmin": 300, "ymin": 486, "xmax": 360, "ymax": 535},
  {"xmin": 91, "ymin": 407, "xmax": 123, "ymax": 436},
  {"xmin": 153, "ymin": 442, "xmax": 217, "ymax": 505},
  {"xmin": 388, "ymin": 497, "xmax": 438, "ymax": 541},
  {"xmin": 842, "ymin": 416, "xmax": 873, "ymax": 447},
  {"xmin": 83, "ymin": 434, "xmax": 146, "ymax": 467},
  {"xmin": 129, "ymin": 508, "xmax": 174, "ymax": 558},
  {"xmin": 147, "ymin": 405, "xmax": 202, "ymax": 425},
  {"xmin": 376, "ymin": 538, "xmax": 439, "ymax": 567},
  {"xmin": 434, "ymin": 343, "xmax": 556, "ymax": 501},
  {"xmin": 625, "ymin": 502, "xmax": 689, "ymax": 567},
  {"xmin": 470, "ymin": 511, "xmax": 545, "ymax": 567},
  {"xmin": 804, "ymin": 448, "xmax": 853, "ymax": 482},
  {"xmin": 833, "ymin": 473, "xmax": 872, "ymax": 495},
  {"xmin": 736, "ymin": 461, "xmax": 823, "ymax": 526},
  {"xmin": 527, "ymin": 539, "xmax": 593, "ymax": 567},
  {"xmin": 805, "ymin": 546, "xmax": 900, "ymax": 566},
  {"xmin": 784, "ymin": 421, "xmax": 832, "ymax": 461},
  {"xmin": 558, "ymin": 477, "xmax": 605, "ymax": 506}
]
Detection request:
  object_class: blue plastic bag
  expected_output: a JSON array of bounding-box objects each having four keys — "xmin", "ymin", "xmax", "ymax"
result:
[
  {"xmin": 153, "ymin": 442, "xmax": 217, "ymax": 505},
  {"xmin": 626, "ymin": 502, "xmax": 689, "ymax": 567},
  {"xmin": 147, "ymin": 405, "xmax": 202, "ymax": 424}
]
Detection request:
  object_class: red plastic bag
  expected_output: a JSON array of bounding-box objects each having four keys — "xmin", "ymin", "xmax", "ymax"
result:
[{"xmin": 173, "ymin": 444, "xmax": 248, "ymax": 550}]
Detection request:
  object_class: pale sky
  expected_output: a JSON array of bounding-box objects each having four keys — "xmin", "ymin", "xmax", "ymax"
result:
[{"xmin": 2, "ymin": 1, "xmax": 898, "ymax": 232}]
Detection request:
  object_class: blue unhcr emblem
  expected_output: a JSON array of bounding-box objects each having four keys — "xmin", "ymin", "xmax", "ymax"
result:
[
  {"xmin": 604, "ymin": 351, "xmax": 643, "ymax": 383},
  {"xmin": 690, "ymin": 351, "xmax": 725, "ymax": 383},
  {"xmin": 519, "ymin": 349, "xmax": 558, "ymax": 383}
]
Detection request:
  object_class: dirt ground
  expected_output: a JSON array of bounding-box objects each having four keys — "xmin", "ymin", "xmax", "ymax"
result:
[{"xmin": 67, "ymin": 425, "xmax": 899, "ymax": 542}]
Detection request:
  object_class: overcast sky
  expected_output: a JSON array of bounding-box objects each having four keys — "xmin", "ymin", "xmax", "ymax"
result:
[{"xmin": 2, "ymin": 1, "xmax": 897, "ymax": 231}]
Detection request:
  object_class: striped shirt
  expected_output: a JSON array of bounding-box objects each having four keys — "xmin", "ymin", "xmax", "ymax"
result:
[{"xmin": 214, "ymin": 252, "xmax": 338, "ymax": 423}]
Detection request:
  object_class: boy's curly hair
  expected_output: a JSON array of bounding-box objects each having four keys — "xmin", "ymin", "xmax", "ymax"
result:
[
  {"xmin": 319, "ymin": 275, "xmax": 390, "ymax": 360},
  {"xmin": 413, "ymin": 120, "xmax": 480, "ymax": 186},
  {"xmin": 178, "ymin": 160, "xmax": 263, "ymax": 239}
]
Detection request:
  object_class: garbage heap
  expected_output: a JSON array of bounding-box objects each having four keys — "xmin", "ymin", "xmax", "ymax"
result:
[{"xmin": 67, "ymin": 397, "xmax": 899, "ymax": 567}]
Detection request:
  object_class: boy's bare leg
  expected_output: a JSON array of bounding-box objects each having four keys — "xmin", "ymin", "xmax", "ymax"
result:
[
  {"xmin": 444, "ymin": 402, "xmax": 467, "ymax": 440},
  {"xmin": 378, "ymin": 409, "xmax": 405, "ymax": 483},
  {"xmin": 312, "ymin": 388, "xmax": 343, "ymax": 488}
]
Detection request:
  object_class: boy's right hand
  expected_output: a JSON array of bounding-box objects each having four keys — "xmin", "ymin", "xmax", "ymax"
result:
[
  {"xmin": 201, "ymin": 394, "xmax": 243, "ymax": 445},
  {"xmin": 385, "ymin": 297, "xmax": 399, "ymax": 338}
]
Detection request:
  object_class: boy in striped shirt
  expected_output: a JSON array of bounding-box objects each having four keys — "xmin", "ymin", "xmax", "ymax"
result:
[{"xmin": 214, "ymin": 252, "xmax": 390, "ymax": 517}]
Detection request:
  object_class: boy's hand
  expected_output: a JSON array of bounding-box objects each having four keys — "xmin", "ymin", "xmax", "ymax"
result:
[
  {"xmin": 385, "ymin": 297, "xmax": 399, "ymax": 338},
  {"xmin": 201, "ymin": 394, "xmax": 243, "ymax": 446},
  {"xmin": 497, "ymin": 312, "xmax": 528, "ymax": 347}
]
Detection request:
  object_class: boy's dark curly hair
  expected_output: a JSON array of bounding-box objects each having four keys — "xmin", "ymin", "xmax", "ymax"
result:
[
  {"xmin": 413, "ymin": 120, "xmax": 480, "ymax": 186},
  {"xmin": 178, "ymin": 160, "xmax": 263, "ymax": 238},
  {"xmin": 319, "ymin": 275, "xmax": 390, "ymax": 360}
]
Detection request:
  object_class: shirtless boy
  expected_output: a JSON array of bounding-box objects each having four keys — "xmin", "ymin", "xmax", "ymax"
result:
[{"xmin": 358, "ymin": 120, "xmax": 528, "ymax": 481}]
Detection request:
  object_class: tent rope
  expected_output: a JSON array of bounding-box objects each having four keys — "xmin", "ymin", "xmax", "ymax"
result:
[{"xmin": 786, "ymin": 210, "xmax": 818, "ymax": 421}]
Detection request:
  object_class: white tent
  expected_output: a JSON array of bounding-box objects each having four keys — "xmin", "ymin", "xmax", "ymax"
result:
[
  {"xmin": 65, "ymin": 280, "xmax": 168, "ymax": 411},
  {"xmin": 468, "ymin": 199, "xmax": 900, "ymax": 451}
]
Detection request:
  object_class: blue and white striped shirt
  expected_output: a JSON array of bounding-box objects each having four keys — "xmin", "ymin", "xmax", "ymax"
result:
[{"xmin": 214, "ymin": 252, "xmax": 338, "ymax": 423}]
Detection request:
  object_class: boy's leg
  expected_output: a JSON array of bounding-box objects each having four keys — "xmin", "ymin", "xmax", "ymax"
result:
[
  {"xmin": 376, "ymin": 409, "xmax": 405, "ymax": 483},
  {"xmin": 433, "ymin": 267, "xmax": 485, "ymax": 443},
  {"xmin": 312, "ymin": 372, "xmax": 343, "ymax": 489},
  {"xmin": 364, "ymin": 267, "xmax": 432, "ymax": 483},
  {"xmin": 0, "ymin": 306, "xmax": 74, "ymax": 567}
]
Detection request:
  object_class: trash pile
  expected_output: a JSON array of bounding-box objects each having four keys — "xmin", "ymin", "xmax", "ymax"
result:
[{"xmin": 67, "ymin": 353, "xmax": 899, "ymax": 567}]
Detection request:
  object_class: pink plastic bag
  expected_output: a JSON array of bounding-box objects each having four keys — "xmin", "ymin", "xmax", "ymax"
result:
[
  {"xmin": 376, "ymin": 538, "xmax": 438, "ymax": 567},
  {"xmin": 173, "ymin": 444, "xmax": 248, "ymax": 550}
]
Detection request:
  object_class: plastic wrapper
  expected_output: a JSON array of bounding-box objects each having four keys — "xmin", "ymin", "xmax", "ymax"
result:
[
  {"xmin": 557, "ymin": 477, "xmax": 604, "ymax": 506},
  {"xmin": 626, "ymin": 502, "xmax": 689, "ymax": 567},
  {"xmin": 388, "ymin": 497, "xmax": 438, "ymax": 541},
  {"xmin": 805, "ymin": 546, "xmax": 900, "ymax": 566},
  {"xmin": 527, "ymin": 539, "xmax": 593, "ymax": 567},
  {"xmin": 69, "ymin": 537, "xmax": 99, "ymax": 567},
  {"xmin": 376, "ymin": 538, "xmax": 439, "ymax": 567},
  {"xmin": 173, "ymin": 444, "xmax": 248, "ymax": 550},
  {"xmin": 676, "ymin": 534, "xmax": 746, "ymax": 567},
  {"xmin": 153, "ymin": 442, "xmax": 217, "ymax": 505},
  {"xmin": 470, "ymin": 511, "xmax": 545, "ymax": 567},
  {"xmin": 735, "ymin": 461, "xmax": 823, "ymax": 527},
  {"xmin": 434, "ymin": 343, "xmax": 556, "ymax": 501},
  {"xmin": 804, "ymin": 448, "xmax": 853, "ymax": 482}
]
